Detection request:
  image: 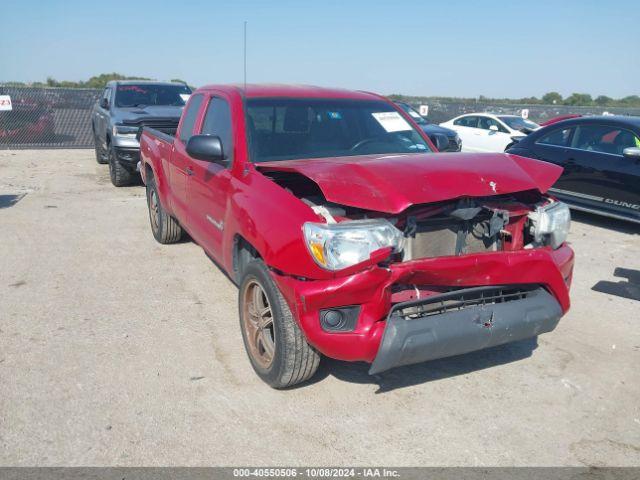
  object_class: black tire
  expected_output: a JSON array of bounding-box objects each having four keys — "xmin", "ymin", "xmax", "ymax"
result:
[
  {"xmin": 94, "ymin": 132, "xmax": 108, "ymax": 164},
  {"xmin": 238, "ymin": 260, "xmax": 320, "ymax": 388},
  {"xmin": 108, "ymin": 146, "xmax": 134, "ymax": 187},
  {"xmin": 145, "ymin": 176, "xmax": 183, "ymax": 244}
]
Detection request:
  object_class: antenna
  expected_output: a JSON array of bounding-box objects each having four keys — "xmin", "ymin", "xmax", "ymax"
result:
[{"xmin": 243, "ymin": 21, "xmax": 247, "ymax": 91}]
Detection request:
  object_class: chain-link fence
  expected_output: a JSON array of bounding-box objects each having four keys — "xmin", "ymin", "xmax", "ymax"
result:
[
  {"xmin": 2, "ymin": 85, "xmax": 640, "ymax": 149},
  {"xmin": 0, "ymin": 86, "xmax": 101, "ymax": 149},
  {"xmin": 409, "ymin": 100, "xmax": 640, "ymax": 125}
]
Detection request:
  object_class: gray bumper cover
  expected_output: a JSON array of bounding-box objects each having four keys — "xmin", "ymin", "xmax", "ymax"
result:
[{"xmin": 369, "ymin": 287, "xmax": 563, "ymax": 375}]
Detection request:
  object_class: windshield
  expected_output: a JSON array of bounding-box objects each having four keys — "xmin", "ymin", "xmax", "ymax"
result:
[
  {"xmin": 115, "ymin": 84, "xmax": 192, "ymax": 108},
  {"xmin": 247, "ymin": 98, "xmax": 432, "ymax": 163},
  {"xmin": 498, "ymin": 116, "xmax": 539, "ymax": 132},
  {"xmin": 395, "ymin": 102, "xmax": 428, "ymax": 125}
]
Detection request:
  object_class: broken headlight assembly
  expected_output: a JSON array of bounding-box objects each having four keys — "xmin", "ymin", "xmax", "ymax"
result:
[
  {"xmin": 303, "ymin": 219, "xmax": 404, "ymax": 271},
  {"xmin": 528, "ymin": 201, "xmax": 571, "ymax": 249}
]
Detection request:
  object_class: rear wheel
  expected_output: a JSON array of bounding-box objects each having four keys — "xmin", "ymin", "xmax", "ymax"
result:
[
  {"xmin": 109, "ymin": 146, "xmax": 134, "ymax": 187},
  {"xmin": 239, "ymin": 260, "xmax": 320, "ymax": 388},
  {"xmin": 146, "ymin": 176, "xmax": 183, "ymax": 244}
]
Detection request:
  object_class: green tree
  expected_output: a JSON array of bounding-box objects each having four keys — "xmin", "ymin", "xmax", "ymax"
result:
[
  {"xmin": 594, "ymin": 95, "xmax": 612, "ymax": 106},
  {"xmin": 564, "ymin": 93, "xmax": 593, "ymax": 106},
  {"xmin": 620, "ymin": 95, "xmax": 640, "ymax": 106},
  {"xmin": 542, "ymin": 91, "xmax": 562, "ymax": 104},
  {"xmin": 84, "ymin": 73, "xmax": 151, "ymax": 89}
]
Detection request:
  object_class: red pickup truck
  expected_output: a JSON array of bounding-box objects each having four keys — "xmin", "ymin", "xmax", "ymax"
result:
[{"xmin": 139, "ymin": 84, "xmax": 574, "ymax": 388}]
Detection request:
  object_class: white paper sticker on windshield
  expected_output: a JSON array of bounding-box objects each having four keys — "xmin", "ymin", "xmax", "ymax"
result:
[
  {"xmin": 372, "ymin": 111, "xmax": 411, "ymax": 132},
  {"xmin": 180, "ymin": 93, "xmax": 191, "ymax": 103}
]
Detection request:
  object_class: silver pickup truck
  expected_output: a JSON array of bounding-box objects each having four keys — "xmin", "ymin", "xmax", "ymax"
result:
[{"xmin": 91, "ymin": 81, "xmax": 191, "ymax": 186}]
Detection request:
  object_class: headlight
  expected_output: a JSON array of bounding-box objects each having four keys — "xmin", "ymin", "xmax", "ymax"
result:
[
  {"xmin": 303, "ymin": 219, "xmax": 404, "ymax": 271},
  {"xmin": 529, "ymin": 202, "xmax": 571, "ymax": 249},
  {"xmin": 112, "ymin": 124, "xmax": 139, "ymax": 137}
]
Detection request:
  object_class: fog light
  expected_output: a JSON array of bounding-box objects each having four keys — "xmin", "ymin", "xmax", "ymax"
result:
[{"xmin": 319, "ymin": 306, "xmax": 360, "ymax": 332}]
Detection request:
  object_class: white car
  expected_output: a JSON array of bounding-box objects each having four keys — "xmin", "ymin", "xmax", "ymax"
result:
[{"xmin": 440, "ymin": 113, "xmax": 539, "ymax": 153}]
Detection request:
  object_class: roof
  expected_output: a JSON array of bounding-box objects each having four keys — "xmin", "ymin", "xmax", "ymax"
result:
[
  {"xmin": 108, "ymin": 80, "xmax": 188, "ymax": 87},
  {"xmin": 457, "ymin": 112, "xmax": 518, "ymax": 118},
  {"xmin": 197, "ymin": 83, "xmax": 382, "ymax": 100},
  {"xmin": 546, "ymin": 115, "xmax": 640, "ymax": 128}
]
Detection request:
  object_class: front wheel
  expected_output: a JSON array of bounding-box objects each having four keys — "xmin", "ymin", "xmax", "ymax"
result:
[
  {"xmin": 239, "ymin": 260, "xmax": 320, "ymax": 388},
  {"xmin": 108, "ymin": 146, "xmax": 134, "ymax": 187},
  {"xmin": 94, "ymin": 132, "xmax": 108, "ymax": 164}
]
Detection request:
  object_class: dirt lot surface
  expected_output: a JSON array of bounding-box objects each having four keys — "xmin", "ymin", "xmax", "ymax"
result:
[{"xmin": 1, "ymin": 149, "xmax": 639, "ymax": 466}]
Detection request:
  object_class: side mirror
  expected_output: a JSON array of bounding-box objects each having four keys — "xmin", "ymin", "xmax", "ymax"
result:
[
  {"xmin": 186, "ymin": 134, "xmax": 226, "ymax": 164},
  {"xmin": 489, "ymin": 125, "xmax": 499, "ymax": 132},
  {"xmin": 622, "ymin": 146, "xmax": 640, "ymax": 160},
  {"xmin": 100, "ymin": 98, "xmax": 109, "ymax": 110},
  {"xmin": 431, "ymin": 133, "xmax": 450, "ymax": 152}
]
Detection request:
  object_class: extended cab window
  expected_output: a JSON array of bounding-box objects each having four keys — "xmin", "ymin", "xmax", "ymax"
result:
[
  {"xmin": 571, "ymin": 125, "xmax": 640, "ymax": 155},
  {"xmin": 246, "ymin": 98, "xmax": 431, "ymax": 163},
  {"xmin": 179, "ymin": 94, "xmax": 204, "ymax": 144},
  {"xmin": 537, "ymin": 127, "xmax": 573, "ymax": 147},
  {"xmin": 202, "ymin": 97, "xmax": 233, "ymax": 162}
]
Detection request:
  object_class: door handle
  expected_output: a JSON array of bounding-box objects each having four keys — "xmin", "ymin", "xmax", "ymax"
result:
[{"xmin": 186, "ymin": 166, "xmax": 194, "ymax": 176}]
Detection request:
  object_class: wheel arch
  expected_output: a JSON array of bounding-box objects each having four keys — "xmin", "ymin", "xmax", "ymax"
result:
[{"xmin": 232, "ymin": 234, "xmax": 262, "ymax": 284}]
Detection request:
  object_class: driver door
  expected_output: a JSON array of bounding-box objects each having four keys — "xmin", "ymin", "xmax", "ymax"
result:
[{"xmin": 562, "ymin": 123, "xmax": 640, "ymax": 216}]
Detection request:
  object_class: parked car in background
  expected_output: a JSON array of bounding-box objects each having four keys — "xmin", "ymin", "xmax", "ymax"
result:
[
  {"xmin": 441, "ymin": 113, "xmax": 539, "ymax": 153},
  {"xmin": 507, "ymin": 116, "xmax": 640, "ymax": 224},
  {"xmin": 92, "ymin": 81, "xmax": 192, "ymax": 186},
  {"xmin": 139, "ymin": 84, "xmax": 574, "ymax": 388},
  {"xmin": 539, "ymin": 114, "xmax": 582, "ymax": 127},
  {"xmin": 395, "ymin": 101, "xmax": 461, "ymax": 151}
]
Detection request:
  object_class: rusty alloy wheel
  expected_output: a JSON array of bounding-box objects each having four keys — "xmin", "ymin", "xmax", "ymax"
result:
[
  {"xmin": 148, "ymin": 187, "xmax": 160, "ymax": 234},
  {"xmin": 241, "ymin": 279, "xmax": 276, "ymax": 369}
]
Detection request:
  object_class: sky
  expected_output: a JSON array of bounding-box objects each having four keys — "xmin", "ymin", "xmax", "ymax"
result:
[{"xmin": 1, "ymin": 0, "xmax": 639, "ymax": 98}]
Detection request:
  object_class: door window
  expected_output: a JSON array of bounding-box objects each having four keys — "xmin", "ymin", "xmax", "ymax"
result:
[
  {"xmin": 201, "ymin": 97, "xmax": 233, "ymax": 162},
  {"xmin": 454, "ymin": 116, "xmax": 478, "ymax": 128},
  {"xmin": 571, "ymin": 125, "xmax": 640, "ymax": 155},
  {"xmin": 537, "ymin": 127, "xmax": 573, "ymax": 147},
  {"xmin": 178, "ymin": 94, "xmax": 204, "ymax": 144},
  {"xmin": 478, "ymin": 116, "xmax": 507, "ymax": 132}
]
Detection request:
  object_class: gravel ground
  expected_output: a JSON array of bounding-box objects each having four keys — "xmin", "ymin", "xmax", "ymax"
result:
[{"xmin": 1, "ymin": 149, "xmax": 639, "ymax": 466}]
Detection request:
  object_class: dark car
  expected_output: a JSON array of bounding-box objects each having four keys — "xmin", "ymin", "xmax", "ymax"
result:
[
  {"xmin": 92, "ymin": 81, "xmax": 192, "ymax": 186},
  {"xmin": 507, "ymin": 116, "xmax": 640, "ymax": 224},
  {"xmin": 395, "ymin": 101, "xmax": 462, "ymax": 151}
]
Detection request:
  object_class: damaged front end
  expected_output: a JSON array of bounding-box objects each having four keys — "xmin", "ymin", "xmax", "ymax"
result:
[{"xmin": 257, "ymin": 158, "xmax": 574, "ymax": 374}]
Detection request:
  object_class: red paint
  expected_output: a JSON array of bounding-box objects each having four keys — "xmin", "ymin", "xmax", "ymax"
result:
[
  {"xmin": 140, "ymin": 84, "xmax": 574, "ymax": 364},
  {"xmin": 257, "ymin": 152, "xmax": 561, "ymax": 214},
  {"xmin": 539, "ymin": 114, "xmax": 582, "ymax": 127}
]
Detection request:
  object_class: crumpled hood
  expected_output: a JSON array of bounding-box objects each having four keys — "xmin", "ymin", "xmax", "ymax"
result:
[{"xmin": 256, "ymin": 153, "xmax": 562, "ymax": 214}]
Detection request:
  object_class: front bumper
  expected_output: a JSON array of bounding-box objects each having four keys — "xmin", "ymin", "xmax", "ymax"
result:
[
  {"xmin": 273, "ymin": 246, "xmax": 574, "ymax": 369},
  {"xmin": 446, "ymin": 136, "xmax": 462, "ymax": 152},
  {"xmin": 369, "ymin": 286, "xmax": 561, "ymax": 374},
  {"xmin": 113, "ymin": 147, "xmax": 140, "ymax": 172}
]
